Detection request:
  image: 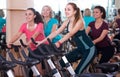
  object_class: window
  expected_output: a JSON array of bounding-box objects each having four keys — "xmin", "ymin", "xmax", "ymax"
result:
[{"xmin": 34, "ymin": 0, "xmax": 109, "ymax": 20}]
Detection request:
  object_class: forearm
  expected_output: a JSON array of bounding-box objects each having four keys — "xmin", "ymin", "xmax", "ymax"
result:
[
  {"xmin": 93, "ymin": 37, "xmax": 104, "ymax": 44},
  {"xmin": 8, "ymin": 32, "xmax": 22, "ymax": 44},
  {"xmin": 39, "ymin": 22, "xmax": 66, "ymax": 45},
  {"xmin": 58, "ymin": 32, "xmax": 72, "ymax": 44},
  {"xmin": 55, "ymin": 32, "xmax": 72, "ymax": 48},
  {"xmin": 86, "ymin": 27, "xmax": 91, "ymax": 35},
  {"xmin": 94, "ymin": 30, "xmax": 108, "ymax": 44},
  {"xmin": 8, "ymin": 34, "xmax": 21, "ymax": 44}
]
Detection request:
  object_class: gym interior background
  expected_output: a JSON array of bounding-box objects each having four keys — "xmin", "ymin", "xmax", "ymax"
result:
[{"xmin": 0, "ymin": 0, "xmax": 120, "ymax": 76}]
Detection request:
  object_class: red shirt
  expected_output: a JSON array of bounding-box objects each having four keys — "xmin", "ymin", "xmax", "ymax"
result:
[
  {"xmin": 2, "ymin": 25, "xmax": 6, "ymax": 32},
  {"xmin": 19, "ymin": 23, "xmax": 46, "ymax": 50}
]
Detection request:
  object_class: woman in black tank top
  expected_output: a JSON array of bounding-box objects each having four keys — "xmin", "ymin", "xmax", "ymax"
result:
[{"xmin": 37, "ymin": 2, "xmax": 96, "ymax": 74}]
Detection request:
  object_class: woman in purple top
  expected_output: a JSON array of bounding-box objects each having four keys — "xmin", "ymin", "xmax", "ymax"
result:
[
  {"xmin": 114, "ymin": 9, "xmax": 120, "ymax": 28},
  {"xmin": 114, "ymin": 8, "xmax": 120, "ymax": 39},
  {"xmin": 86, "ymin": 6, "xmax": 114, "ymax": 64}
]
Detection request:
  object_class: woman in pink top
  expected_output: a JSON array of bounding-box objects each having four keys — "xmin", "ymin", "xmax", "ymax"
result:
[{"xmin": 7, "ymin": 8, "xmax": 46, "ymax": 76}]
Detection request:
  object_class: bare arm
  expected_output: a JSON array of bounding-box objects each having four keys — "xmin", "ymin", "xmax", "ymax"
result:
[
  {"xmin": 8, "ymin": 32, "xmax": 23, "ymax": 44},
  {"xmin": 58, "ymin": 19, "xmax": 84, "ymax": 44},
  {"xmin": 86, "ymin": 26, "xmax": 91, "ymax": 35},
  {"xmin": 93, "ymin": 29, "xmax": 108, "ymax": 44},
  {"xmin": 51, "ymin": 24, "xmax": 57, "ymax": 32},
  {"xmin": 28, "ymin": 23, "xmax": 45, "ymax": 45},
  {"xmin": 37, "ymin": 20, "xmax": 67, "ymax": 45}
]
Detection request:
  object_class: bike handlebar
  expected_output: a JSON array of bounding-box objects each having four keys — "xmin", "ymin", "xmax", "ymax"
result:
[
  {"xmin": 19, "ymin": 39, "xmax": 45, "ymax": 60},
  {"xmin": 30, "ymin": 38, "xmax": 65, "ymax": 57},
  {"xmin": 8, "ymin": 51, "xmax": 26, "ymax": 65},
  {"xmin": 19, "ymin": 39, "xmax": 27, "ymax": 47},
  {"xmin": 31, "ymin": 38, "xmax": 38, "ymax": 45},
  {"xmin": 47, "ymin": 38, "xmax": 64, "ymax": 53}
]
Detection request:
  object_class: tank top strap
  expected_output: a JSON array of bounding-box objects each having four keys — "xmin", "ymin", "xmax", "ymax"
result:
[{"xmin": 66, "ymin": 21, "xmax": 70, "ymax": 33}]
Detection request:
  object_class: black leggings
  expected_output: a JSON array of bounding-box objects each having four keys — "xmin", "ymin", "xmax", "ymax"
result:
[
  {"xmin": 114, "ymin": 33, "xmax": 120, "ymax": 40},
  {"xmin": 60, "ymin": 46, "xmax": 96, "ymax": 74},
  {"xmin": 97, "ymin": 45, "xmax": 114, "ymax": 64}
]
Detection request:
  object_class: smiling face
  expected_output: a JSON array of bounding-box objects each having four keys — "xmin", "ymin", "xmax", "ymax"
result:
[
  {"xmin": 65, "ymin": 4, "xmax": 76, "ymax": 18},
  {"xmin": 25, "ymin": 9, "xmax": 36, "ymax": 22},
  {"xmin": 41, "ymin": 6, "xmax": 52, "ymax": 18},
  {"xmin": 93, "ymin": 8, "xmax": 103, "ymax": 19}
]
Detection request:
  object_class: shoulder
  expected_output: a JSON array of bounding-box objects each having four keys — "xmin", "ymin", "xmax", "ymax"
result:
[
  {"xmin": 115, "ymin": 16, "xmax": 120, "ymax": 19},
  {"xmin": 103, "ymin": 20, "xmax": 108, "ymax": 25},
  {"xmin": 50, "ymin": 18, "xmax": 58, "ymax": 23},
  {"xmin": 0, "ymin": 17, "xmax": 5, "ymax": 20},
  {"xmin": 78, "ymin": 19, "xmax": 84, "ymax": 24},
  {"xmin": 37, "ymin": 22, "xmax": 43, "ymax": 26},
  {"xmin": 51, "ymin": 18, "xmax": 57, "ymax": 21},
  {"xmin": 102, "ymin": 21, "xmax": 109, "ymax": 29},
  {"xmin": 19, "ymin": 23, "xmax": 27, "ymax": 32},
  {"xmin": 89, "ymin": 21, "xmax": 95, "ymax": 26},
  {"xmin": 115, "ymin": 17, "xmax": 120, "ymax": 21},
  {"xmin": 37, "ymin": 23, "xmax": 44, "ymax": 28},
  {"xmin": 90, "ymin": 16, "xmax": 95, "ymax": 20},
  {"xmin": 2, "ymin": 18, "xmax": 6, "ymax": 21},
  {"xmin": 35, "ymin": 23, "xmax": 44, "ymax": 31},
  {"xmin": 75, "ymin": 18, "xmax": 84, "ymax": 27},
  {"xmin": 83, "ymin": 16, "xmax": 87, "ymax": 19},
  {"xmin": 21, "ymin": 23, "xmax": 27, "ymax": 27}
]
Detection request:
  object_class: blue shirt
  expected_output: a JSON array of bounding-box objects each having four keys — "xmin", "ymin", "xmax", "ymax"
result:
[
  {"xmin": 0, "ymin": 17, "xmax": 6, "ymax": 32},
  {"xmin": 44, "ymin": 18, "xmax": 62, "ymax": 43},
  {"xmin": 83, "ymin": 16, "xmax": 95, "ymax": 29}
]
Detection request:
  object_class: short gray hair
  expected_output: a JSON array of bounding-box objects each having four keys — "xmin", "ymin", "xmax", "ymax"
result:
[{"xmin": 0, "ymin": 9, "xmax": 5, "ymax": 17}]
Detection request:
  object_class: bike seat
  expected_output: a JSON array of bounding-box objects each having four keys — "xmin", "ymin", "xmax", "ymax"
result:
[
  {"xmin": 25, "ymin": 58, "xmax": 40, "ymax": 67},
  {"xmin": 95, "ymin": 63, "xmax": 119, "ymax": 72},
  {"xmin": 78, "ymin": 73, "xmax": 107, "ymax": 77},
  {"xmin": 0, "ymin": 61, "xmax": 16, "ymax": 71}
]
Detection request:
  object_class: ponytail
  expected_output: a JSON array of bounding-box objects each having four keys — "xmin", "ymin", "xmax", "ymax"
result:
[
  {"xmin": 74, "ymin": 7, "xmax": 81, "ymax": 25},
  {"xmin": 27, "ymin": 8, "xmax": 43, "ymax": 24},
  {"xmin": 67, "ymin": 3, "xmax": 82, "ymax": 26},
  {"xmin": 35, "ymin": 11, "xmax": 43, "ymax": 24}
]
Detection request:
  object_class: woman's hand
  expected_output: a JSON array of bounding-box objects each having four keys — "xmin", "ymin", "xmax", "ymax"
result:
[
  {"xmin": 25, "ymin": 42, "xmax": 29, "ymax": 47},
  {"xmin": 55, "ymin": 42, "xmax": 61, "ymax": 48},
  {"xmin": 36, "ymin": 41, "xmax": 42, "ymax": 47},
  {"xmin": 93, "ymin": 40, "xmax": 96, "ymax": 44},
  {"xmin": 7, "ymin": 43, "xmax": 12, "ymax": 48}
]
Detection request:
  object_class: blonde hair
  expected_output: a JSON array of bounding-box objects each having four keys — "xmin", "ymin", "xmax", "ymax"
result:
[
  {"xmin": 41, "ymin": 5, "xmax": 53, "ymax": 18},
  {"xmin": 84, "ymin": 8, "xmax": 91, "ymax": 16}
]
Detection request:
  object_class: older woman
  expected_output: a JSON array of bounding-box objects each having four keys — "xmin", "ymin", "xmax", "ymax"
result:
[{"xmin": 41, "ymin": 5, "xmax": 62, "ymax": 43}]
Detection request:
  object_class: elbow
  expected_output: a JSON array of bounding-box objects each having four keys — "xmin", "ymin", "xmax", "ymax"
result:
[{"xmin": 68, "ymin": 32, "xmax": 74, "ymax": 37}]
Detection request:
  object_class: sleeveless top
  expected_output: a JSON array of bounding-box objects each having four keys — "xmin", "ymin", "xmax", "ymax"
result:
[{"xmin": 66, "ymin": 21, "xmax": 94, "ymax": 51}]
